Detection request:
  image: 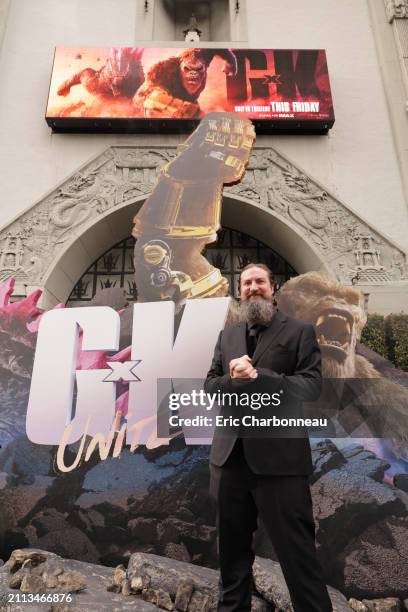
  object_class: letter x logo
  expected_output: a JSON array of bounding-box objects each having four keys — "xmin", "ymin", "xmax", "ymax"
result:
[{"xmin": 103, "ymin": 360, "xmax": 142, "ymax": 382}]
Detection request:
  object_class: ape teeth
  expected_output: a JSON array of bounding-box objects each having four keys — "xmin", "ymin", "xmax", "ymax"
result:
[
  {"xmin": 318, "ymin": 336, "xmax": 348, "ymax": 350},
  {"xmin": 316, "ymin": 313, "xmax": 352, "ymax": 336},
  {"xmin": 327, "ymin": 313, "xmax": 348, "ymax": 321},
  {"xmin": 317, "ymin": 313, "xmax": 349, "ymax": 325}
]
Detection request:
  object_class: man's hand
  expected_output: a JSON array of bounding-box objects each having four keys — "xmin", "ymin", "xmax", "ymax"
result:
[{"xmin": 229, "ymin": 355, "xmax": 258, "ymax": 380}]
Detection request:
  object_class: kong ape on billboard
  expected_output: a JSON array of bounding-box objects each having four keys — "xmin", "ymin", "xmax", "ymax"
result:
[{"xmin": 45, "ymin": 47, "xmax": 335, "ymax": 133}]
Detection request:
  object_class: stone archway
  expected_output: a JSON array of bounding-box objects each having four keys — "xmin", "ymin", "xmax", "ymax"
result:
[
  {"xmin": 45, "ymin": 194, "xmax": 333, "ymax": 308},
  {"xmin": 65, "ymin": 223, "xmax": 300, "ymax": 306},
  {"xmin": 0, "ymin": 145, "xmax": 405, "ymax": 309}
]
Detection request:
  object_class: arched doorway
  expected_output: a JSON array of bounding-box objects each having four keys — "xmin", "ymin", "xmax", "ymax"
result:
[
  {"xmin": 66, "ymin": 226, "xmax": 298, "ymax": 306},
  {"xmin": 42, "ymin": 194, "xmax": 331, "ymax": 308}
]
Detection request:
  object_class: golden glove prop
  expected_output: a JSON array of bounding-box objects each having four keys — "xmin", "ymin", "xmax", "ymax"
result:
[{"xmin": 133, "ymin": 112, "xmax": 255, "ymax": 307}]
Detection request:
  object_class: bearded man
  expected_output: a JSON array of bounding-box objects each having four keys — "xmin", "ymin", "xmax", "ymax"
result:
[{"xmin": 205, "ymin": 263, "xmax": 332, "ymax": 612}]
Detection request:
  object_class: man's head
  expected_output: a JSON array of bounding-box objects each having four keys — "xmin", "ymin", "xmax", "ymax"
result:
[
  {"xmin": 239, "ymin": 264, "xmax": 275, "ymax": 326},
  {"xmin": 239, "ymin": 264, "xmax": 275, "ymax": 302}
]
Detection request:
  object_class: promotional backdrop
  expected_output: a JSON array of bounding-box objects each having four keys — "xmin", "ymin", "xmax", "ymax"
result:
[{"xmin": 0, "ymin": 114, "xmax": 407, "ymax": 605}]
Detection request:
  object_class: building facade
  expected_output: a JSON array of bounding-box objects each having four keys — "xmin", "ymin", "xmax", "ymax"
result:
[{"xmin": 0, "ymin": 0, "xmax": 407, "ymax": 313}]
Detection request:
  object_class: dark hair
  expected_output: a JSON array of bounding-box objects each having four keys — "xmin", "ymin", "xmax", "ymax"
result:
[{"xmin": 238, "ymin": 263, "xmax": 275, "ymax": 290}]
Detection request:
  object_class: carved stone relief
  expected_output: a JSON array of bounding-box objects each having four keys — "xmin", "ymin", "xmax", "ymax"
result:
[
  {"xmin": 226, "ymin": 148, "xmax": 406, "ymax": 284},
  {"xmin": 386, "ymin": 0, "xmax": 408, "ymax": 22},
  {"xmin": 0, "ymin": 145, "xmax": 406, "ymax": 292}
]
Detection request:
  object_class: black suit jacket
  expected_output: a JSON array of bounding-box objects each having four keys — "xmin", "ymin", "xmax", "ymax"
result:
[{"xmin": 204, "ymin": 310, "xmax": 322, "ymax": 475}]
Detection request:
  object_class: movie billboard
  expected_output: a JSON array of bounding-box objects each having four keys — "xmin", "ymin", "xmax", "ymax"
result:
[{"xmin": 45, "ymin": 47, "xmax": 335, "ymax": 133}]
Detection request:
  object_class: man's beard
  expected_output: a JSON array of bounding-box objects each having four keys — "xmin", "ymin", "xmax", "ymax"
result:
[{"xmin": 238, "ymin": 298, "xmax": 275, "ymax": 326}]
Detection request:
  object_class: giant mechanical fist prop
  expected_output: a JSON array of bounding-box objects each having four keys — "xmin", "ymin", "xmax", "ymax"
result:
[{"xmin": 133, "ymin": 112, "xmax": 255, "ymax": 306}]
